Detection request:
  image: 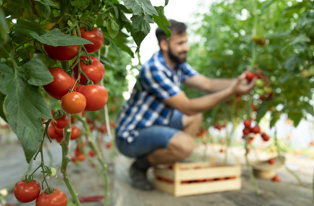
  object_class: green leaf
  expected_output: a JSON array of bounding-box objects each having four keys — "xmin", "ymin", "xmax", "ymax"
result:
[
  {"xmin": 124, "ymin": 0, "xmax": 158, "ymax": 16},
  {"xmin": 288, "ymin": 33, "xmax": 310, "ymax": 46},
  {"xmin": 21, "ymin": 58, "xmax": 53, "ymax": 86},
  {"xmin": 256, "ymin": 101, "xmax": 272, "ymax": 123},
  {"xmin": 131, "ymin": 14, "xmax": 153, "ymax": 46},
  {"xmin": 70, "ymin": 0, "xmax": 91, "ymax": 10},
  {"xmin": 0, "ymin": 64, "xmax": 51, "ymax": 163},
  {"xmin": 153, "ymin": 6, "xmax": 171, "ymax": 38},
  {"xmin": 164, "ymin": 0, "xmax": 169, "ymax": 6},
  {"xmin": 34, "ymin": 0, "xmax": 58, "ymax": 7},
  {"xmin": 34, "ymin": 1, "xmax": 51, "ymax": 19},
  {"xmin": 269, "ymin": 111, "xmax": 279, "ymax": 128},
  {"xmin": 29, "ymin": 28, "xmax": 93, "ymax": 46},
  {"xmin": 0, "ymin": 8, "xmax": 9, "ymax": 43},
  {"xmin": 106, "ymin": 17, "xmax": 119, "ymax": 38},
  {"xmin": 287, "ymin": 109, "xmax": 303, "ymax": 127},
  {"xmin": 284, "ymin": 55, "xmax": 302, "ymax": 71},
  {"xmin": 105, "ymin": 0, "xmax": 119, "ymax": 18},
  {"xmin": 0, "ymin": 91, "xmax": 7, "ymax": 123},
  {"xmin": 103, "ymin": 36, "xmax": 120, "ymax": 56},
  {"xmin": 14, "ymin": 19, "xmax": 46, "ymax": 36}
]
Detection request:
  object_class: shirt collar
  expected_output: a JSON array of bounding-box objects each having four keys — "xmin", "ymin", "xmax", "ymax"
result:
[{"xmin": 157, "ymin": 50, "xmax": 181, "ymax": 72}]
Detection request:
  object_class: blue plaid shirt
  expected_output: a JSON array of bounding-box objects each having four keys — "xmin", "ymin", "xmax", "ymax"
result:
[{"xmin": 115, "ymin": 51, "xmax": 198, "ymax": 142}]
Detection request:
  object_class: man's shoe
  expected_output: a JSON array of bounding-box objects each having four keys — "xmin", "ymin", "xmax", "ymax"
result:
[{"xmin": 129, "ymin": 161, "xmax": 154, "ymax": 190}]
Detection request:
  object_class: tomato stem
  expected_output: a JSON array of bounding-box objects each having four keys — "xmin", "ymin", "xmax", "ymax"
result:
[
  {"xmin": 244, "ymin": 140, "xmax": 260, "ymax": 195},
  {"xmin": 14, "ymin": 38, "xmax": 35, "ymax": 51},
  {"xmin": 60, "ymin": 114, "xmax": 82, "ymax": 206}
]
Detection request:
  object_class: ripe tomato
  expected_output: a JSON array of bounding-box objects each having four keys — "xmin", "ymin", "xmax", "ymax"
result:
[
  {"xmin": 272, "ymin": 175, "xmax": 280, "ymax": 182},
  {"xmin": 43, "ymin": 68, "xmax": 77, "ymax": 100},
  {"xmin": 77, "ymin": 85, "xmax": 108, "ymax": 111},
  {"xmin": 70, "ymin": 126, "xmax": 81, "ymax": 140},
  {"xmin": 14, "ymin": 180, "xmax": 41, "ymax": 203},
  {"xmin": 36, "ymin": 188, "xmax": 67, "ymax": 206},
  {"xmin": 73, "ymin": 56, "xmax": 105, "ymax": 84},
  {"xmin": 245, "ymin": 71, "xmax": 256, "ymax": 82},
  {"xmin": 268, "ymin": 159, "xmax": 275, "ymax": 164},
  {"xmin": 44, "ymin": 44, "xmax": 79, "ymax": 61},
  {"xmin": 77, "ymin": 154, "xmax": 86, "ymax": 161},
  {"xmin": 61, "ymin": 92, "xmax": 86, "ymax": 114},
  {"xmin": 261, "ymin": 133, "xmax": 270, "ymax": 141},
  {"xmin": 243, "ymin": 120, "xmax": 251, "ymax": 128},
  {"xmin": 89, "ymin": 150, "xmax": 95, "ymax": 157},
  {"xmin": 47, "ymin": 124, "xmax": 59, "ymax": 139},
  {"xmin": 80, "ymin": 27, "xmax": 104, "ymax": 53},
  {"xmin": 251, "ymin": 125, "xmax": 261, "ymax": 134},
  {"xmin": 242, "ymin": 128, "xmax": 251, "ymax": 135},
  {"xmin": 54, "ymin": 114, "xmax": 69, "ymax": 129}
]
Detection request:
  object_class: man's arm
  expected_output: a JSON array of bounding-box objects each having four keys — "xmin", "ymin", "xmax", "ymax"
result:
[
  {"xmin": 184, "ymin": 74, "xmax": 237, "ymax": 93},
  {"xmin": 164, "ymin": 74, "xmax": 256, "ymax": 115}
]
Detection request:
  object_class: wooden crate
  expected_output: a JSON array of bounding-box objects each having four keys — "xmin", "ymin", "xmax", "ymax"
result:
[{"xmin": 153, "ymin": 157, "xmax": 241, "ymax": 197}]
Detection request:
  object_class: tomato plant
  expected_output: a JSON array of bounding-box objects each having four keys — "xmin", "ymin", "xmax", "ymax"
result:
[
  {"xmin": 54, "ymin": 114, "xmax": 69, "ymax": 129},
  {"xmin": 36, "ymin": 188, "xmax": 67, "ymax": 206},
  {"xmin": 14, "ymin": 180, "xmax": 41, "ymax": 203},
  {"xmin": 77, "ymin": 85, "xmax": 108, "ymax": 111}
]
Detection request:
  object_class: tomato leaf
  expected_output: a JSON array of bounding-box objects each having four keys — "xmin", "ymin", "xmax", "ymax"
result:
[
  {"xmin": 13, "ymin": 20, "xmax": 47, "ymax": 37},
  {"xmin": 34, "ymin": 1, "xmax": 51, "ymax": 19},
  {"xmin": 34, "ymin": 0, "xmax": 58, "ymax": 7},
  {"xmin": 103, "ymin": 36, "xmax": 120, "ymax": 56},
  {"xmin": 106, "ymin": 16, "xmax": 119, "ymax": 39},
  {"xmin": 164, "ymin": 0, "xmax": 169, "ymax": 6},
  {"xmin": 30, "ymin": 28, "xmax": 93, "ymax": 46},
  {"xmin": 0, "ymin": 8, "xmax": 9, "ymax": 44},
  {"xmin": 0, "ymin": 64, "xmax": 51, "ymax": 163},
  {"xmin": 71, "ymin": 0, "xmax": 91, "ymax": 10},
  {"xmin": 124, "ymin": 0, "xmax": 158, "ymax": 16},
  {"xmin": 0, "ymin": 91, "xmax": 7, "ymax": 123},
  {"xmin": 131, "ymin": 14, "xmax": 153, "ymax": 47},
  {"xmin": 153, "ymin": 6, "xmax": 171, "ymax": 38},
  {"xmin": 21, "ymin": 58, "xmax": 53, "ymax": 86},
  {"xmin": 256, "ymin": 100, "xmax": 272, "ymax": 123},
  {"xmin": 269, "ymin": 111, "xmax": 279, "ymax": 128}
]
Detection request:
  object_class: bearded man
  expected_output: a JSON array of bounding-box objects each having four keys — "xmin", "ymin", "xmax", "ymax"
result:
[{"xmin": 115, "ymin": 19, "xmax": 256, "ymax": 190}]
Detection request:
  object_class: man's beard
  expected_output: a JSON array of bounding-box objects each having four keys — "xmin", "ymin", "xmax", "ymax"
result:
[{"xmin": 168, "ymin": 46, "xmax": 187, "ymax": 64}]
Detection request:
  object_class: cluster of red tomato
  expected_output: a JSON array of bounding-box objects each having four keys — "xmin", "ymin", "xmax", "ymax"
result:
[
  {"xmin": 242, "ymin": 119, "xmax": 270, "ymax": 144},
  {"xmin": 46, "ymin": 111, "xmax": 81, "ymax": 143},
  {"xmin": 14, "ymin": 180, "xmax": 67, "ymax": 205},
  {"xmin": 43, "ymin": 27, "xmax": 108, "ymax": 115}
]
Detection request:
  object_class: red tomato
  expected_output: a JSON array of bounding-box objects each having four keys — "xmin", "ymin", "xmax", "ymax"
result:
[
  {"xmin": 44, "ymin": 44, "xmax": 79, "ymax": 61},
  {"xmin": 70, "ymin": 126, "xmax": 81, "ymax": 140},
  {"xmin": 77, "ymin": 154, "xmax": 85, "ymax": 161},
  {"xmin": 243, "ymin": 120, "xmax": 251, "ymax": 128},
  {"xmin": 14, "ymin": 180, "xmax": 41, "ymax": 203},
  {"xmin": 272, "ymin": 175, "xmax": 281, "ymax": 182},
  {"xmin": 261, "ymin": 133, "xmax": 270, "ymax": 141},
  {"xmin": 245, "ymin": 71, "xmax": 256, "ymax": 82},
  {"xmin": 251, "ymin": 125, "xmax": 261, "ymax": 134},
  {"xmin": 61, "ymin": 92, "xmax": 86, "ymax": 114},
  {"xmin": 268, "ymin": 159, "xmax": 275, "ymax": 164},
  {"xmin": 106, "ymin": 142, "xmax": 112, "ymax": 149},
  {"xmin": 80, "ymin": 27, "xmax": 104, "ymax": 53},
  {"xmin": 73, "ymin": 56, "xmax": 105, "ymax": 84},
  {"xmin": 56, "ymin": 136, "xmax": 63, "ymax": 143},
  {"xmin": 36, "ymin": 188, "xmax": 67, "ymax": 206},
  {"xmin": 242, "ymin": 128, "xmax": 251, "ymax": 135},
  {"xmin": 43, "ymin": 68, "xmax": 77, "ymax": 100},
  {"xmin": 77, "ymin": 85, "xmax": 108, "ymax": 111},
  {"xmin": 54, "ymin": 114, "xmax": 69, "ymax": 129},
  {"xmin": 47, "ymin": 124, "xmax": 59, "ymax": 139},
  {"xmin": 89, "ymin": 150, "xmax": 95, "ymax": 157}
]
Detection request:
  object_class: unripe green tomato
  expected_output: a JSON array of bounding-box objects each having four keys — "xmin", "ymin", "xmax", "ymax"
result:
[
  {"xmin": 255, "ymin": 79, "xmax": 264, "ymax": 88},
  {"xmin": 49, "ymin": 167, "xmax": 56, "ymax": 177},
  {"xmin": 264, "ymin": 86, "xmax": 273, "ymax": 94},
  {"xmin": 254, "ymin": 88, "xmax": 265, "ymax": 96}
]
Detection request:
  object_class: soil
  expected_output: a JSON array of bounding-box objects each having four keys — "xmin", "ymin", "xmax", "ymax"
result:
[{"xmin": 0, "ymin": 140, "xmax": 313, "ymax": 206}]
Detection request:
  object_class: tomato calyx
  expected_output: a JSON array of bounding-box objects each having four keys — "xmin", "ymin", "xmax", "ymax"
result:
[
  {"xmin": 81, "ymin": 57, "xmax": 93, "ymax": 65},
  {"xmin": 24, "ymin": 175, "xmax": 34, "ymax": 183},
  {"xmin": 52, "ymin": 110, "xmax": 64, "ymax": 119},
  {"xmin": 45, "ymin": 186, "xmax": 55, "ymax": 194},
  {"xmin": 82, "ymin": 24, "xmax": 94, "ymax": 32}
]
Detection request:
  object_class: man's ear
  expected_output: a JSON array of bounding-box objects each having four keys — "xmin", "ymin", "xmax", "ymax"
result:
[{"xmin": 160, "ymin": 39, "xmax": 168, "ymax": 52}]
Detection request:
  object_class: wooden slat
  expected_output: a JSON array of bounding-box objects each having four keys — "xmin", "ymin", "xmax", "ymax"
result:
[
  {"xmin": 153, "ymin": 179, "xmax": 174, "ymax": 195},
  {"xmin": 154, "ymin": 168, "xmax": 174, "ymax": 179},
  {"xmin": 175, "ymin": 179, "xmax": 241, "ymax": 197},
  {"xmin": 176, "ymin": 166, "xmax": 241, "ymax": 180},
  {"xmin": 178, "ymin": 161, "xmax": 211, "ymax": 170}
]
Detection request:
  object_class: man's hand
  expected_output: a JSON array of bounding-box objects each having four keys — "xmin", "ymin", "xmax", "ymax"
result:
[{"xmin": 230, "ymin": 72, "xmax": 256, "ymax": 95}]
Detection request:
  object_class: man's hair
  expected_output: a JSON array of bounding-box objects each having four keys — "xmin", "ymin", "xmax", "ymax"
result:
[{"xmin": 155, "ymin": 19, "xmax": 187, "ymax": 44}]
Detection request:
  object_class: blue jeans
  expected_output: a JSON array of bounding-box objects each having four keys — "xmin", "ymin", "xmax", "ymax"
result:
[{"xmin": 115, "ymin": 110, "xmax": 183, "ymax": 158}]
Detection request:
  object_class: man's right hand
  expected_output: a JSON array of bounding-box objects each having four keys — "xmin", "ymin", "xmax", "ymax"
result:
[{"xmin": 230, "ymin": 73, "xmax": 257, "ymax": 95}]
